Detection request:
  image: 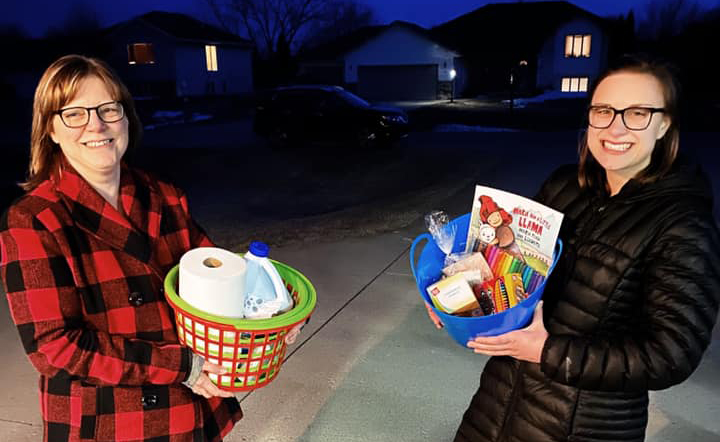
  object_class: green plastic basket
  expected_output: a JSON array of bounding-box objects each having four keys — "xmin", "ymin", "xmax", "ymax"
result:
[{"xmin": 164, "ymin": 259, "xmax": 317, "ymax": 392}]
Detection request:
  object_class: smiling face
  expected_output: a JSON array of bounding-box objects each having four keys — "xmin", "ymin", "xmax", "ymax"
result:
[
  {"xmin": 487, "ymin": 211, "xmax": 503, "ymax": 227},
  {"xmin": 587, "ymin": 71, "xmax": 671, "ymax": 194},
  {"xmin": 49, "ymin": 75, "xmax": 128, "ymax": 180},
  {"xmin": 479, "ymin": 224, "xmax": 496, "ymax": 243}
]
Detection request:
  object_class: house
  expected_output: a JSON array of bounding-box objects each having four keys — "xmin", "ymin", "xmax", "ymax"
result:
[
  {"xmin": 104, "ymin": 11, "xmax": 254, "ymax": 98},
  {"xmin": 299, "ymin": 21, "xmax": 460, "ymax": 101},
  {"xmin": 431, "ymin": 1, "xmax": 610, "ymax": 97}
]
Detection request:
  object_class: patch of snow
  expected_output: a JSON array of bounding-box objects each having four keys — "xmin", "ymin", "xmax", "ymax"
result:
[
  {"xmin": 433, "ymin": 124, "xmax": 519, "ymax": 133},
  {"xmin": 144, "ymin": 111, "xmax": 213, "ymax": 130},
  {"xmin": 189, "ymin": 114, "xmax": 212, "ymax": 122},
  {"xmin": 152, "ymin": 110, "xmax": 185, "ymax": 119},
  {"xmin": 505, "ymin": 90, "xmax": 587, "ymax": 107}
]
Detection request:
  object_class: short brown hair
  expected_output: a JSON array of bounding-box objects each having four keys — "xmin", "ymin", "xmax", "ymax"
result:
[
  {"xmin": 21, "ymin": 54, "xmax": 142, "ymax": 191},
  {"xmin": 578, "ymin": 54, "xmax": 680, "ymax": 192}
]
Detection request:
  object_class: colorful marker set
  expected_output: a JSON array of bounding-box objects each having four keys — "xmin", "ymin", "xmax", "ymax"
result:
[{"xmin": 483, "ymin": 244, "xmax": 545, "ymax": 295}]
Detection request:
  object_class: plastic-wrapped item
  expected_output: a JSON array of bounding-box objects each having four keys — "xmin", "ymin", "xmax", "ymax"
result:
[
  {"xmin": 471, "ymin": 284, "xmax": 496, "ymax": 316},
  {"xmin": 442, "ymin": 252, "xmax": 494, "ymax": 282},
  {"xmin": 443, "ymin": 252, "xmax": 467, "ymax": 267},
  {"xmin": 425, "ymin": 210, "xmax": 457, "ymax": 266}
]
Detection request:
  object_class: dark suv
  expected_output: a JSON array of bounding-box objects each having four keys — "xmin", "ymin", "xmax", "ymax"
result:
[{"xmin": 253, "ymin": 85, "xmax": 409, "ymax": 148}]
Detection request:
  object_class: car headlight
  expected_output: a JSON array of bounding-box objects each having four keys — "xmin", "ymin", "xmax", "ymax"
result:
[{"xmin": 381, "ymin": 114, "xmax": 408, "ymax": 124}]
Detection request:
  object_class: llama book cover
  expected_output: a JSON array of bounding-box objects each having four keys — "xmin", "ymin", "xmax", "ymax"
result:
[{"xmin": 465, "ymin": 186, "xmax": 564, "ymax": 276}]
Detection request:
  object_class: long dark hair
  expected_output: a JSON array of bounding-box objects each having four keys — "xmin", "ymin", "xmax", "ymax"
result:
[{"xmin": 578, "ymin": 54, "xmax": 680, "ymax": 192}]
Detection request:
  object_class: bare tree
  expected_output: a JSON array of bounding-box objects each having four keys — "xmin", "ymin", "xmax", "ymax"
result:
[
  {"xmin": 637, "ymin": 0, "xmax": 704, "ymax": 40},
  {"xmin": 205, "ymin": 0, "xmax": 324, "ymax": 56},
  {"xmin": 204, "ymin": 0, "xmax": 373, "ymax": 57},
  {"xmin": 301, "ymin": 0, "xmax": 375, "ymax": 51},
  {"xmin": 45, "ymin": 0, "xmax": 101, "ymax": 38}
]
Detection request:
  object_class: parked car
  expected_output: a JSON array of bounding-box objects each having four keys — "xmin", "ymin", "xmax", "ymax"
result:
[{"xmin": 253, "ymin": 85, "xmax": 409, "ymax": 148}]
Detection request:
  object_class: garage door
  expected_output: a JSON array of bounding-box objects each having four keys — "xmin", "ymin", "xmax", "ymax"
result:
[{"xmin": 357, "ymin": 65, "xmax": 438, "ymax": 101}]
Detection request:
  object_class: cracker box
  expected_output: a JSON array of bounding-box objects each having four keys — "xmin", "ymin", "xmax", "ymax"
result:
[{"xmin": 426, "ymin": 273, "xmax": 479, "ymax": 314}]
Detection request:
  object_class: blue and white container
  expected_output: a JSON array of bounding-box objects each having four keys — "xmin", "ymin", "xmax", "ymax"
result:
[{"xmin": 243, "ymin": 241, "xmax": 294, "ymax": 319}]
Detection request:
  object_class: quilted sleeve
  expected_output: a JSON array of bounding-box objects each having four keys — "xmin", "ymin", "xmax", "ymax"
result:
[
  {"xmin": 1, "ymin": 205, "xmax": 192, "ymax": 387},
  {"xmin": 541, "ymin": 215, "xmax": 720, "ymax": 392}
]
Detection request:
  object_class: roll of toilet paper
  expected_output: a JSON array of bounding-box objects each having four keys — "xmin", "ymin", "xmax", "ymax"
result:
[{"xmin": 179, "ymin": 247, "xmax": 246, "ymax": 318}]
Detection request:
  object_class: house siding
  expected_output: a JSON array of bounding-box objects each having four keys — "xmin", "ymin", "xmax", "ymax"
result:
[
  {"xmin": 105, "ymin": 21, "xmax": 178, "ymax": 97},
  {"xmin": 537, "ymin": 17, "xmax": 607, "ymax": 92},
  {"xmin": 105, "ymin": 18, "xmax": 253, "ymax": 98},
  {"xmin": 343, "ymin": 26, "xmax": 457, "ymax": 84},
  {"xmin": 175, "ymin": 44, "xmax": 253, "ymax": 96}
]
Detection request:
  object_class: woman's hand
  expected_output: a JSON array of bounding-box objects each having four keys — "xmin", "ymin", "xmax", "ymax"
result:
[
  {"xmin": 285, "ymin": 322, "xmax": 304, "ymax": 345},
  {"xmin": 190, "ymin": 361, "xmax": 235, "ymax": 399},
  {"xmin": 425, "ymin": 302, "xmax": 444, "ymax": 329},
  {"xmin": 466, "ymin": 301, "xmax": 548, "ymax": 363}
]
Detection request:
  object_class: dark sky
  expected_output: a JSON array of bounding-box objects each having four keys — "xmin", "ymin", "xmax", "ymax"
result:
[{"xmin": 3, "ymin": 0, "xmax": 719, "ymax": 38}]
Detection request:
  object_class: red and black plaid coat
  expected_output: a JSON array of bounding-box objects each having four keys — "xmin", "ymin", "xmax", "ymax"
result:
[{"xmin": 1, "ymin": 158, "xmax": 242, "ymax": 441}]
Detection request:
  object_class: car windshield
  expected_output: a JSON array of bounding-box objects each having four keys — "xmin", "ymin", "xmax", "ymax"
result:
[{"xmin": 337, "ymin": 90, "xmax": 370, "ymax": 108}]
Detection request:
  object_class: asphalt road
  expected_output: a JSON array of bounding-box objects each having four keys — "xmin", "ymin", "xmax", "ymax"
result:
[{"xmin": 1, "ymin": 119, "xmax": 717, "ymax": 253}]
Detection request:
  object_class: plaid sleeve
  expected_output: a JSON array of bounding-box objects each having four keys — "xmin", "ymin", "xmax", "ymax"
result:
[{"xmin": 1, "ymin": 205, "xmax": 192, "ymax": 386}]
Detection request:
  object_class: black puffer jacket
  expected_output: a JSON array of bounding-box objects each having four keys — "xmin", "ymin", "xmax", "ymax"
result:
[{"xmin": 455, "ymin": 161, "xmax": 720, "ymax": 442}]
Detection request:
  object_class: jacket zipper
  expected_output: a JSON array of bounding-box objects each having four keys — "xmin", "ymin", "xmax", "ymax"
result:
[
  {"xmin": 498, "ymin": 361, "xmax": 525, "ymax": 441},
  {"xmin": 498, "ymin": 202, "xmax": 607, "ymax": 440},
  {"xmin": 553, "ymin": 201, "xmax": 606, "ymax": 441}
]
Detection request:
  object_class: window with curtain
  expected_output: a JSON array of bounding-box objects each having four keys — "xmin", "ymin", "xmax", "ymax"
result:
[
  {"xmin": 564, "ymin": 34, "xmax": 591, "ymax": 58},
  {"xmin": 205, "ymin": 45, "xmax": 218, "ymax": 71},
  {"xmin": 127, "ymin": 43, "xmax": 155, "ymax": 65},
  {"xmin": 561, "ymin": 76, "xmax": 589, "ymax": 92}
]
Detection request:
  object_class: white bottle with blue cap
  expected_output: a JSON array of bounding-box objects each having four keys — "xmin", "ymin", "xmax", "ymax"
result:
[{"xmin": 243, "ymin": 241, "xmax": 294, "ymax": 319}]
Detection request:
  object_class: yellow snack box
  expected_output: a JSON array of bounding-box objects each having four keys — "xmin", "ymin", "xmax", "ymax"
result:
[{"xmin": 426, "ymin": 273, "xmax": 479, "ymax": 314}]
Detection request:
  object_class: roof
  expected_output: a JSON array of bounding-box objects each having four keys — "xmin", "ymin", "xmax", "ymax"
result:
[
  {"xmin": 300, "ymin": 20, "xmax": 455, "ymax": 61},
  {"xmin": 111, "ymin": 11, "xmax": 254, "ymax": 47},
  {"xmin": 430, "ymin": 1, "xmax": 607, "ymax": 57}
]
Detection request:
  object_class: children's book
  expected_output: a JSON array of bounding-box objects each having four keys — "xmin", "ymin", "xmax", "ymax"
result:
[{"xmin": 465, "ymin": 186, "xmax": 564, "ymax": 276}]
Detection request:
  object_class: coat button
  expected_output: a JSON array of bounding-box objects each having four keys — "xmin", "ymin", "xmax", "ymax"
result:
[
  {"xmin": 128, "ymin": 292, "xmax": 144, "ymax": 306},
  {"xmin": 141, "ymin": 394, "xmax": 158, "ymax": 409}
]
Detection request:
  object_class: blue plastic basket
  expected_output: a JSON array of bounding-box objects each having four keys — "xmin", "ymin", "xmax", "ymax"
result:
[{"xmin": 410, "ymin": 213, "xmax": 562, "ymax": 346}]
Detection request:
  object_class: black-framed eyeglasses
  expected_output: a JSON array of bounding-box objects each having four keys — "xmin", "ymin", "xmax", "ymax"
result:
[
  {"xmin": 54, "ymin": 101, "xmax": 125, "ymax": 128},
  {"xmin": 588, "ymin": 105, "xmax": 665, "ymax": 131}
]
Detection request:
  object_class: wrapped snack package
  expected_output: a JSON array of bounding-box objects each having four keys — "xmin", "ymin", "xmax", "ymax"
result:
[
  {"xmin": 444, "ymin": 251, "xmax": 468, "ymax": 267},
  {"xmin": 442, "ymin": 251, "xmax": 494, "ymax": 282},
  {"xmin": 425, "ymin": 210, "xmax": 457, "ymax": 267}
]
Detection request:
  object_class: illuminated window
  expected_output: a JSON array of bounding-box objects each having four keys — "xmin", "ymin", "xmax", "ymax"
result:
[
  {"xmin": 205, "ymin": 45, "xmax": 218, "ymax": 71},
  {"xmin": 561, "ymin": 76, "xmax": 589, "ymax": 92},
  {"xmin": 564, "ymin": 34, "xmax": 591, "ymax": 58},
  {"xmin": 579, "ymin": 77, "xmax": 588, "ymax": 91},
  {"xmin": 127, "ymin": 43, "xmax": 155, "ymax": 65},
  {"xmin": 582, "ymin": 35, "xmax": 591, "ymax": 57}
]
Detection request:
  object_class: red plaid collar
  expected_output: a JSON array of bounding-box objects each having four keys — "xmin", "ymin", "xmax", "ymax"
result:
[{"xmin": 52, "ymin": 155, "xmax": 163, "ymax": 259}]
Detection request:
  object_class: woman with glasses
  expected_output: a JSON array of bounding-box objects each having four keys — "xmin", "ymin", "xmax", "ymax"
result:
[
  {"xmin": 450, "ymin": 54, "xmax": 720, "ymax": 441},
  {"xmin": 0, "ymin": 54, "xmax": 286, "ymax": 441}
]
